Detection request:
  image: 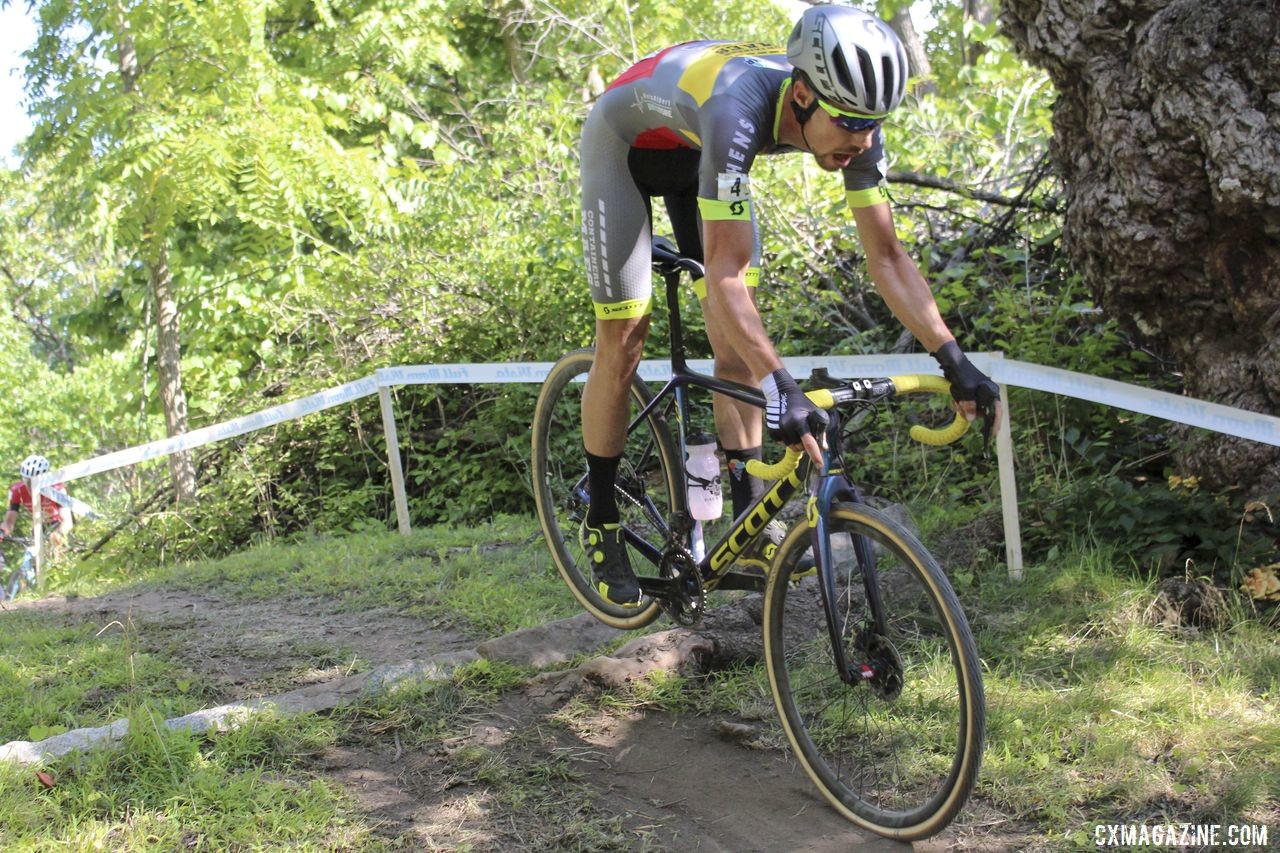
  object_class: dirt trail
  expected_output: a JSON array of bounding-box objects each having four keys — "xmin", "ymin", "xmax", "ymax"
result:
[
  {"xmin": 16, "ymin": 586, "xmax": 476, "ymax": 696},
  {"xmin": 6, "ymin": 586, "xmax": 1002, "ymax": 851}
]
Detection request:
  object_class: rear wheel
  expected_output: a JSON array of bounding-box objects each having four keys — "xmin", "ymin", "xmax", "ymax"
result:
[
  {"xmin": 531, "ymin": 348, "xmax": 678, "ymax": 629},
  {"xmin": 763, "ymin": 502, "xmax": 984, "ymax": 840}
]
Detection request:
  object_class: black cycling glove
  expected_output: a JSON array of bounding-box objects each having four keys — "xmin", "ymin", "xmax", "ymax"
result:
[
  {"xmin": 762, "ymin": 368, "xmax": 822, "ymax": 446},
  {"xmin": 931, "ymin": 341, "xmax": 999, "ymax": 409}
]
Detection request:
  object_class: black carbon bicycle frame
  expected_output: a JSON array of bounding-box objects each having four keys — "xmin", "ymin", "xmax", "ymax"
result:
[{"xmin": 622, "ymin": 258, "xmax": 880, "ymax": 684}]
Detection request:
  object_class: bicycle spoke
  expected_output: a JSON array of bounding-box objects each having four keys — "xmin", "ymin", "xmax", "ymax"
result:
[
  {"xmin": 764, "ymin": 503, "xmax": 984, "ymax": 839},
  {"xmin": 532, "ymin": 349, "xmax": 669, "ymax": 629}
]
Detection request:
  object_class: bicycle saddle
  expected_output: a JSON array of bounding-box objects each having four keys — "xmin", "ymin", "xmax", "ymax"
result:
[{"xmin": 651, "ymin": 236, "xmax": 705, "ymax": 278}]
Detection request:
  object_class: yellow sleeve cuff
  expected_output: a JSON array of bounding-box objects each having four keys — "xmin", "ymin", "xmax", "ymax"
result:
[
  {"xmin": 846, "ymin": 186, "xmax": 891, "ymax": 209},
  {"xmin": 697, "ymin": 197, "xmax": 752, "ymax": 221}
]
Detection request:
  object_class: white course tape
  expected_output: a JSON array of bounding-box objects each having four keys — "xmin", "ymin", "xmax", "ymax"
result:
[
  {"xmin": 991, "ymin": 359, "xmax": 1279, "ymax": 447},
  {"xmin": 376, "ymin": 364, "xmax": 558, "ymax": 385},
  {"xmin": 37, "ymin": 487, "xmax": 101, "ymax": 520},
  {"xmin": 34, "ymin": 377, "xmax": 379, "ymax": 488},
  {"xmin": 31, "ymin": 354, "xmax": 1280, "ymax": 492}
]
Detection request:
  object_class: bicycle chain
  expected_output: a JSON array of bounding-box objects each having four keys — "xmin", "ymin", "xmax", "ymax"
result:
[{"xmin": 613, "ymin": 482, "xmax": 705, "ymax": 625}]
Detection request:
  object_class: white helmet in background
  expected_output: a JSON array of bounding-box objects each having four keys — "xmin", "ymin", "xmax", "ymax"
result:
[
  {"xmin": 787, "ymin": 4, "xmax": 909, "ymax": 117},
  {"xmin": 19, "ymin": 454, "xmax": 50, "ymax": 479}
]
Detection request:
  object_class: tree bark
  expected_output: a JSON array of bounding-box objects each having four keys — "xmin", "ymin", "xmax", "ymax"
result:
[
  {"xmin": 150, "ymin": 241, "xmax": 197, "ymax": 502},
  {"xmin": 888, "ymin": 7, "xmax": 936, "ymax": 98},
  {"xmin": 1000, "ymin": 0, "xmax": 1280, "ymax": 498},
  {"xmin": 963, "ymin": 0, "xmax": 996, "ymax": 66}
]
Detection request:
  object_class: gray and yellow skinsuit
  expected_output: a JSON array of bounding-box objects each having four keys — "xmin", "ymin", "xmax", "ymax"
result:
[{"xmin": 581, "ymin": 40, "xmax": 892, "ymax": 318}]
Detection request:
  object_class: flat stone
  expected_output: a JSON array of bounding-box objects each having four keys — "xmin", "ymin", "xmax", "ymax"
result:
[{"xmin": 475, "ymin": 612, "xmax": 623, "ymax": 667}]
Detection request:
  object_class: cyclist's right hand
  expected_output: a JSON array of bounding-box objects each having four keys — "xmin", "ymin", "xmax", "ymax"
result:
[{"xmin": 763, "ymin": 369, "xmax": 826, "ymax": 466}]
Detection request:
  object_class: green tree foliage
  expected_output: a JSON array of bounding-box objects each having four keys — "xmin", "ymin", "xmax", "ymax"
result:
[{"xmin": 2, "ymin": 1, "xmax": 1267, "ymax": 581}]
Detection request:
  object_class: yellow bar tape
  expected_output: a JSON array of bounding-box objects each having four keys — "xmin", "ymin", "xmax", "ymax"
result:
[{"xmin": 888, "ymin": 374, "xmax": 970, "ymax": 446}]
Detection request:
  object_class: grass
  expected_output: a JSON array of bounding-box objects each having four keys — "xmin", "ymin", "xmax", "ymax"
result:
[
  {"xmin": 1, "ymin": 513, "xmax": 1277, "ymax": 849},
  {"xmin": 0, "ymin": 707, "xmax": 396, "ymax": 850},
  {"xmin": 144, "ymin": 515, "xmax": 579, "ymax": 637},
  {"xmin": 0, "ymin": 612, "xmax": 215, "ymax": 745},
  {"xmin": 959, "ymin": 545, "xmax": 1279, "ymax": 840}
]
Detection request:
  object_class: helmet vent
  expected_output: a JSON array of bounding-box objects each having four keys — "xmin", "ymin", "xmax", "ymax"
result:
[
  {"xmin": 880, "ymin": 56, "xmax": 897, "ymax": 112},
  {"xmin": 831, "ymin": 47, "xmax": 855, "ymax": 102},
  {"xmin": 855, "ymin": 47, "xmax": 876, "ymax": 105}
]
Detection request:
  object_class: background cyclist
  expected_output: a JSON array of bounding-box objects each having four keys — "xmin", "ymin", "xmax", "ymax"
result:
[
  {"xmin": 577, "ymin": 5, "xmax": 1000, "ymax": 605},
  {"xmin": 1, "ymin": 454, "xmax": 74, "ymax": 595}
]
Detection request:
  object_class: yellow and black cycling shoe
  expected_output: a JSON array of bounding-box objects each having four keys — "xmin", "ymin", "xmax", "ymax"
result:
[{"xmin": 580, "ymin": 520, "xmax": 642, "ymax": 606}]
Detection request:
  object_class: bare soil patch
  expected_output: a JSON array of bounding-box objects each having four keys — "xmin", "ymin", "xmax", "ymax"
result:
[
  {"xmin": 12, "ymin": 586, "xmax": 476, "ymax": 698},
  {"xmin": 8, "ymin": 586, "xmax": 1016, "ymax": 850}
]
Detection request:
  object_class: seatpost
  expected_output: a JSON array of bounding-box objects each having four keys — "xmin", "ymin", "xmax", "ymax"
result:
[{"xmin": 663, "ymin": 269, "xmax": 689, "ymax": 374}]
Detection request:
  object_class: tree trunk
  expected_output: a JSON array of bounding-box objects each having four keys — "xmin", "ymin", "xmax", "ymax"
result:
[
  {"xmin": 150, "ymin": 242, "xmax": 197, "ymax": 502},
  {"xmin": 1000, "ymin": 0, "xmax": 1280, "ymax": 499},
  {"xmin": 962, "ymin": 0, "xmax": 996, "ymax": 66},
  {"xmin": 118, "ymin": 8, "xmax": 195, "ymax": 502},
  {"xmin": 888, "ymin": 8, "xmax": 936, "ymax": 98}
]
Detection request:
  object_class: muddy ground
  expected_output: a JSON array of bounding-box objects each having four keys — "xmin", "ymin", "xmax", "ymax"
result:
[{"xmin": 6, "ymin": 585, "xmax": 1020, "ymax": 851}]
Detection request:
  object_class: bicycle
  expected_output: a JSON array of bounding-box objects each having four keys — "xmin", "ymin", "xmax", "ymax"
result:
[
  {"xmin": 531, "ymin": 237, "xmax": 987, "ymax": 840},
  {"xmin": 0, "ymin": 535, "xmax": 37, "ymax": 603}
]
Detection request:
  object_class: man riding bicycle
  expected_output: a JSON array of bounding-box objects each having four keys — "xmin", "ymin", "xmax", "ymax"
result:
[
  {"xmin": 1, "ymin": 454, "xmax": 74, "ymax": 598},
  {"xmin": 579, "ymin": 5, "xmax": 1000, "ymax": 605}
]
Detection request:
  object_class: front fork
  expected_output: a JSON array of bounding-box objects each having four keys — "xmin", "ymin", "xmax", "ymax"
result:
[{"xmin": 809, "ymin": 470, "xmax": 889, "ymax": 686}]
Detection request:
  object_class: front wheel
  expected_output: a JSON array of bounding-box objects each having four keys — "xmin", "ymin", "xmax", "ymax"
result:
[
  {"xmin": 531, "ymin": 348, "xmax": 676, "ymax": 630},
  {"xmin": 763, "ymin": 502, "xmax": 985, "ymax": 840}
]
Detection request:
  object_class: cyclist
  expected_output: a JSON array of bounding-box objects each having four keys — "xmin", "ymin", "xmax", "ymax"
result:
[
  {"xmin": 577, "ymin": 5, "xmax": 1000, "ymax": 606},
  {"xmin": 0, "ymin": 454, "xmax": 74, "ymax": 594}
]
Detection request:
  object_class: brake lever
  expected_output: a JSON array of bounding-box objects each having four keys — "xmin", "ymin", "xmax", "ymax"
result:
[{"xmin": 979, "ymin": 400, "xmax": 997, "ymax": 458}]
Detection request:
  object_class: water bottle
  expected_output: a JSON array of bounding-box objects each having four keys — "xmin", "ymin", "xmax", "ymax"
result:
[
  {"xmin": 691, "ymin": 520, "xmax": 707, "ymax": 563},
  {"xmin": 685, "ymin": 431, "xmax": 723, "ymax": 522}
]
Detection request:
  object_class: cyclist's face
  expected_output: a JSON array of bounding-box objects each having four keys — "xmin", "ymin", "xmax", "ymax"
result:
[
  {"xmin": 797, "ymin": 84, "xmax": 879, "ymax": 170},
  {"xmin": 808, "ymin": 118, "xmax": 878, "ymax": 171}
]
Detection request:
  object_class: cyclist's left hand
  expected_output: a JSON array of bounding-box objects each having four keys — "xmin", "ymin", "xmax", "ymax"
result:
[{"xmin": 931, "ymin": 341, "xmax": 1001, "ymax": 433}]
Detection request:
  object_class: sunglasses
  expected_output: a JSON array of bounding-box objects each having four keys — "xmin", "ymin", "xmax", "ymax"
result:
[{"xmin": 814, "ymin": 96, "xmax": 882, "ymax": 132}]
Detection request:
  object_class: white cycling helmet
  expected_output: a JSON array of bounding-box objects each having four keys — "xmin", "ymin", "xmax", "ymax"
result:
[
  {"xmin": 19, "ymin": 454, "xmax": 50, "ymax": 479},
  {"xmin": 786, "ymin": 5, "xmax": 908, "ymax": 118}
]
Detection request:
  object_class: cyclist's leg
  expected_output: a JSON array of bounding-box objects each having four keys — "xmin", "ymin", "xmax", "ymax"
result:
[
  {"xmin": 696, "ymin": 210, "xmax": 764, "ymax": 456},
  {"xmin": 695, "ymin": 216, "xmax": 789, "ymax": 562},
  {"xmin": 578, "ymin": 113, "xmax": 659, "ymax": 604}
]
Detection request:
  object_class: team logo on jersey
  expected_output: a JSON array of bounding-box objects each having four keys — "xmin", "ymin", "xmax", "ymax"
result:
[{"xmin": 631, "ymin": 90, "xmax": 674, "ymax": 118}]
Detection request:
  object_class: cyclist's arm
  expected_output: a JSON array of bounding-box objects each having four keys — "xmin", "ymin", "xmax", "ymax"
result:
[
  {"xmin": 1, "ymin": 508, "xmax": 15, "ymax": 538},
  {"xmin": 851, "ymin": 202, "xmax": 954, "ymax": 351},
  {"xmin": 702, "ymin": 218, "xmax": 823, "ymax": 464},
  {"xmin": 702, "ymin": 218, "xmax": 783, "ymax": 379},
  {"xmin": 852, "ymin": 202, "xmax": 999, "ymax": 425}
]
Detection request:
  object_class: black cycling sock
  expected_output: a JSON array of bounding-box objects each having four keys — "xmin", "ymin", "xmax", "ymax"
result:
[
  {"xmin": 724, "ymin": 446, "xmax": 765, "ymax": 520},
  {"xmin": 585, "ymin": 451, "xmax": 622, "ymax": 527}
]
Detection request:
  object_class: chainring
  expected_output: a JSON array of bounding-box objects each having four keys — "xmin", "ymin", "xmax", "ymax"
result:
[{"xmin": 659, "ymin": 547, "xmax": 705, "ymax": 626}]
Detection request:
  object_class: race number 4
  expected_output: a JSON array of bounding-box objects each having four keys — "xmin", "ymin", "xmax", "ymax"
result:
[{"xmin": 717, "ymin": 173, "xmax": 750, "ymax": 202}]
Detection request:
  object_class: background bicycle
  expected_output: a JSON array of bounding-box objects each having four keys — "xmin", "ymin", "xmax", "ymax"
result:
[{"xmin": 0, "ymin": 535, "xmax": 36, "ymax": 603}]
